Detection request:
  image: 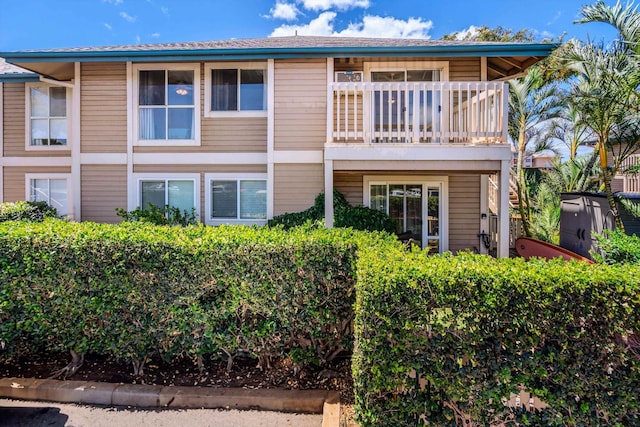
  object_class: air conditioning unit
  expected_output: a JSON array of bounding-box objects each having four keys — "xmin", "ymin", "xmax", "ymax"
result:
[{"xmin": 335, "ymin": 71, "xmax": 363, "ymax": 83}]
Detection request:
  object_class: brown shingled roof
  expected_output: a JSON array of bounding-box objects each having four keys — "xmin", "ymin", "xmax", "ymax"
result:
[
  {"xmin": 19, "ymin": 35, "xmax": 529, "ymax": 53},
  {"xmin": 0, "ymin": 58, "xmax": 34, "ymax": 75}
]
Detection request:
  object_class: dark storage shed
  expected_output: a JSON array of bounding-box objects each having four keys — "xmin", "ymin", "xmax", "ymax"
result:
[{"xmin": 560, "ymin": 192, "xmax": 640, "ymax": 259}]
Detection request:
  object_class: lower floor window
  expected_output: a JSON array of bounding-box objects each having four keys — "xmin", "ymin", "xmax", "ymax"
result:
[
  {"xmin": 27, "ymin": 176, "xmax": 69, "ymax": 217},
  {"xmin": 205, "ymin": 174, "xmax": 267, "ymax": 224},
  {"xmin": 139, "ymin": 179, "xmax": 196, "ymax": 214}
]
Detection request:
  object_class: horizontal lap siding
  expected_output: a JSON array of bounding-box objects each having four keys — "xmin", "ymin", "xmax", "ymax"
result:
[
  {"xmin": 334, "ymin": 172, "xmax": 363, "ymax": 206},
  {"xmin": 274, "ymin": 60, "xmax": 326, "ymax": 151},
  {"xmin": 3, "ymin": 166, "xmax": 71, "ymax": 202},
  {"xmin": 81, "ymin": 63, "xmax": 127, "ymax": 153},
  {"xmin": 449, "ymin": 174, "xmax": 480, "ymax": 252},
  {"xmin": 3, "ymin": 83, "xmax": 25, "ymax": 157},
  {"xmin": 201, "ymin": 118, "xmax": 267, "ymax": 152},
  {"xmin": 81, "ymin": 165, "xmax": 127, "ymax": 223},
  {"xmin": 450, "ymin": 59, "xmax": 481, "ymax": 81},
  {"xmin": 334, "ymin": 57, "xmax": 481, "ymax": 81},
  {"xmin": 274, "ymin": 164, "xmax": 323, "ymax": 215}
]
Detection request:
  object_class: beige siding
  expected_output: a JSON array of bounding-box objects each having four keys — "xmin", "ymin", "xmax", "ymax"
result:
[
  {"xmin": 3, "ymin": 166, "xmax": 71, "ymax": 202},
  {"xmin": 3, "ymin": 83, "xmax": 25, "ymax": 157},
  {"xmin": 450, "ymin": 58, "xmax": 481, "ymax": 81},
  {"xmin": 334, "ymin": 172, "xmax": 363, "ymax": 205},
  {"xmin": 201, "ymin": 118, "xmax": 267, "ymax": 152},
  {"xmin": 449, "ymin": 174, "xmax": 481, "ymax": 252},
  {"xmin": 274, "ymin": 59, "xmax": 326, "ymax": 151},
  {"xmin": 81, "ymin": 165, "xmax": 127, "ymax": 223},
  {"xmin": 274, "ymin": 164, "xmax": 323, "ymax": 214},
  {"xmin": 81, "ymin": 62, "xmax": 127, "ymax": 153},
  {"xmin": 334, "ymin": 57, "xmax": 481, "ymax": 81}
]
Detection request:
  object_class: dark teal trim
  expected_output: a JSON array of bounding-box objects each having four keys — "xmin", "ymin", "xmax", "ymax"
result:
[
  {"xmin": 0, "ymin": 43, "xmax": 556, "ymax": 63},
  {"xmin": 0, "ymin": 73, "xmax": 39, "ymax": 82}
]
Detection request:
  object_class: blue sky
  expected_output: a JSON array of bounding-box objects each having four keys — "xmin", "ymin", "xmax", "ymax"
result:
[{"xmin": 0, "ymin": 0, "xmax": 621, "ymax": 51}]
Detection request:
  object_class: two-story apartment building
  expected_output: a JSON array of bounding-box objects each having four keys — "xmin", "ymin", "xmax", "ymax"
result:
[{"xmin": 0, "ymin": 36, "xmax": 553, "ymax": 257}]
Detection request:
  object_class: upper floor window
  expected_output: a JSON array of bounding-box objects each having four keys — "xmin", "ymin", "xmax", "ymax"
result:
[
  {"xmin": 26, "ymin": 84, "xmax": 69, "ymax": 149},
  {"xmin": 133, "ymin": 64, "xmax": 200, "ymax": 146},
  {"xmin": 204, "ymin": 63, "xmax": 267, "ymax": 117}
]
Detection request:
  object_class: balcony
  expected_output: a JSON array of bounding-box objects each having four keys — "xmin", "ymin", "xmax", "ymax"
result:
[
  {"xmin": 329, "ymin": 81, "xmax": 508, "ymax": 145},
  {"xmin": 619, "ymin": 154, "xmax": 640, "ymax": 192}
]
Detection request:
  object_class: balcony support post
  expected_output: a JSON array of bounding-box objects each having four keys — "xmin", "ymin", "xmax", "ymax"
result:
[
  {"xmin": 497, "ymin": 159, "xmax": 510, "ymax": 258},
  {"xmin": 324, "ymin": 160, "xmax": 334, "ymax": 228}
]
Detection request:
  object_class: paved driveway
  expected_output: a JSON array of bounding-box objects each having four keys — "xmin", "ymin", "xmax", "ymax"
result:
[{"xmin": 0, "ymin": 398, "xmax": 322, "ymax": 427}]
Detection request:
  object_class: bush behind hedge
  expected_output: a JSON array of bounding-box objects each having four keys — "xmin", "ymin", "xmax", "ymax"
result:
[
  {"xmin": 353, "ymin": 251, "xmax": 640, "ymax": 426},
  {"xmin": 0, "ymin": 201, "xmax": 57, "ymax": 222},
  {"xmin": 0, "ymin": 220, "xmax": 400, "ymax": 370}
]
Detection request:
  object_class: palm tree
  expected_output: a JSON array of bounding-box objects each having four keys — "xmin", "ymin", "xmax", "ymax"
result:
[
  {"xmin": 508, "ymin": 66, "xmax": 563, "ymax": 237},
  {"xmin": 567, "ymin": 1, "xmax": 640, "ymax": 231}
]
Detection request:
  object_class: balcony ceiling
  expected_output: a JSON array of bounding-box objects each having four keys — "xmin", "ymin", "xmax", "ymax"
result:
[{"xmin": 487, "ymin": 55, "xmax": 541, "ymax": 80}]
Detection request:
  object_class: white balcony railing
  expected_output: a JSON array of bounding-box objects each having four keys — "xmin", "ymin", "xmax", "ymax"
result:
[
  {"xmin": 620, "ymin": 154, "xmax": 640, "ymax": 192},
  {"xmin": 329, "ymin": 81, "xmax": 508, "ymax": 144}
]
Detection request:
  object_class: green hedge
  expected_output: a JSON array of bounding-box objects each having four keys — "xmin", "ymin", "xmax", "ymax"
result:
[
  {"xmin": 0, "ymin": 220, "xmax": 399, "ymax": 371},
  {"xmin": 0, "ymin": 201, "xmax": 57, "ymax": 222},
  {"xmin": 268, "ymin": 190, "xmax": 397, "ymax": 234},
  {"xmin": 353, "ymin": 251, "xmax": 640, "ymax": 426},
  {"xmin": 593, "ymin": 229, "xmax": 640, "ymax": 265}
]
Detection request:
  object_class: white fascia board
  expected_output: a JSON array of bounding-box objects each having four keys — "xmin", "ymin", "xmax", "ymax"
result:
[
  {"xmin": 132, "ymin": 152, "xmax": 268, "ymax": 165},
  {"xmin": 273, "ymin": 150, "xmax": 323, "ymax": 164},
  {"xmin": 324, "ymin": 143, "xmax": 513, "ymax": 162},
  {"xmin": 3, "ymin": 157, "xmax": 72, "ymax": 167},
  {"xmin": 80, "ymin": 153, "xmax": 128, "ymax": 164}
]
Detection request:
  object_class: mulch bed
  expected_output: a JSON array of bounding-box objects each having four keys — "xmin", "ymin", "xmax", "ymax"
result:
[{"xmin": 0, "ymin": 352, "xmax": 355, "ymax": 404}]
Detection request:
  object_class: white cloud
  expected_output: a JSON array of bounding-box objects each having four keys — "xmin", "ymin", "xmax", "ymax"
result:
[
  {"xmin": 269, "ymin": 2, "xmax": 300, "ymax": 20},
  {"xmin": 337, "ymin": 15, "xmax": 432, "ymax": 38},
  {"xmin": 270, "ymin": 12, "xmax": 432, "ymax": 38},
  {"xmin": 161, "ymin": 6, "xmax": 169, "ymax": 15},
  {"xmin": 451, "ymin": 25, "xmax": 480, "ymax": 40},
  {"xmin": 120, "ymin": 11, "xmax": 136, "ymax": 23},
  {"xmin": 270, "ymin": 11, "xmax": 336, "ymax": 36},
  {"xmin": 547, "ymin": 11, "xmax": 561, "ymax": 26},
  {"xmin": 103, "ymin": 22, "xmax": 113, "ymax": 31},
  {"xmin": 102, "ymin": 0, "xmax": 123, "ymax": 5},
  {"xmin": 298, "ymin": 0, "xmax": 369, "ymax": 11},
  {"xmin": 136, "ymin": 35, "xmax": 141, "ymax": 43},
  {"xmin": 151, "ymin": 32, "xmax": 160, "ymax": 38}
]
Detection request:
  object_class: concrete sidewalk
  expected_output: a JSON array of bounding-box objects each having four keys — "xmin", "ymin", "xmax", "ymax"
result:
[{"xmin": 0, "ymin": 378, "xmax": 340, "ymax": 427}]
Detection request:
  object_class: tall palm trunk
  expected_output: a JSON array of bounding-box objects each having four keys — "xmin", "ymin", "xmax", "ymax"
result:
[
  {"xmin": 599, "ymin": 141, "xmax": 625, "ymax": 231},
  {"xmin": 516, "ymin": 128, "xmax": 533, "ymax": 237}
]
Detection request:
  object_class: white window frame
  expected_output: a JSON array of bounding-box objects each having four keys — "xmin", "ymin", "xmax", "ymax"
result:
[
  {"xmin": 204, "ymin": 62, "xmax": 268, "ymax": 118},
  {"xmin": 363, "ymin": 175, "xmax": 449, "ymax": 253},
  {"xmin": 204, "ymin": 173, "xmax": 268, "ymax": 226},
  {"xmin": 132, "ymin": 63, "xmax": 201, "ymax": 147},
  {"xmin": 24, "ymin": 173, "xmax": 72, "ymax": 218},
  {"xmin": 24, "ymin": 83, "xmax": 71, "ymax": 151},
  {"xmin": 131, "ymin": 173, "xmax": 201, "ymax": 217}
]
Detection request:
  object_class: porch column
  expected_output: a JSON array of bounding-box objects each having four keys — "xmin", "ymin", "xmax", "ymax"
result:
[
  {"xmin": 324, "ymin": 160, "xmax": 334, "ymax": 228},
  {"xmin": 497, "ymin": 159, "xmax": 510, "ymax": 258},
  {"xmin": 479, "ymin": 174, "xmax": 489, "ymax": 255}
]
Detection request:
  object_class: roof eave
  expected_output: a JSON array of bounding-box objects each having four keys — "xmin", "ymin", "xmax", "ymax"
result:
[
  {"xmin": 0, "ymin": 44, "xmax": 557, "ymax": 63},
  {"xmin": 0, "ymin": 73, "xmax": 40, "ymax": 82}
]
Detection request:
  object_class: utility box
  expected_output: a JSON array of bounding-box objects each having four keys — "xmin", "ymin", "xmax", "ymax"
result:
[{"xmin": 560, "ymin": 192, "xmax": 640, "ymax": 259}]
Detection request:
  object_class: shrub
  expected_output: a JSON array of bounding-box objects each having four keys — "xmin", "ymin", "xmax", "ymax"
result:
[
  {"xmin": 593, "ymin": 229, "xmax": 640, "ymax": 265},
  {"xmin": 353, "ymin": 251, "xmax": 640, "ymax": 426},
  {"xmin": 0, "ymin": 220, "xmax": 400, "ymax": 372},
  {"xmin": 116, "ymin": 203, "xmax": 198, "ymax": 226},
  {"xmin": 268, "ymin": 190, "xmax": 396, "ymax": 233},
  {"xmin": 0, "ymin": 201, "xmax": 57, "ymax": 222}
]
